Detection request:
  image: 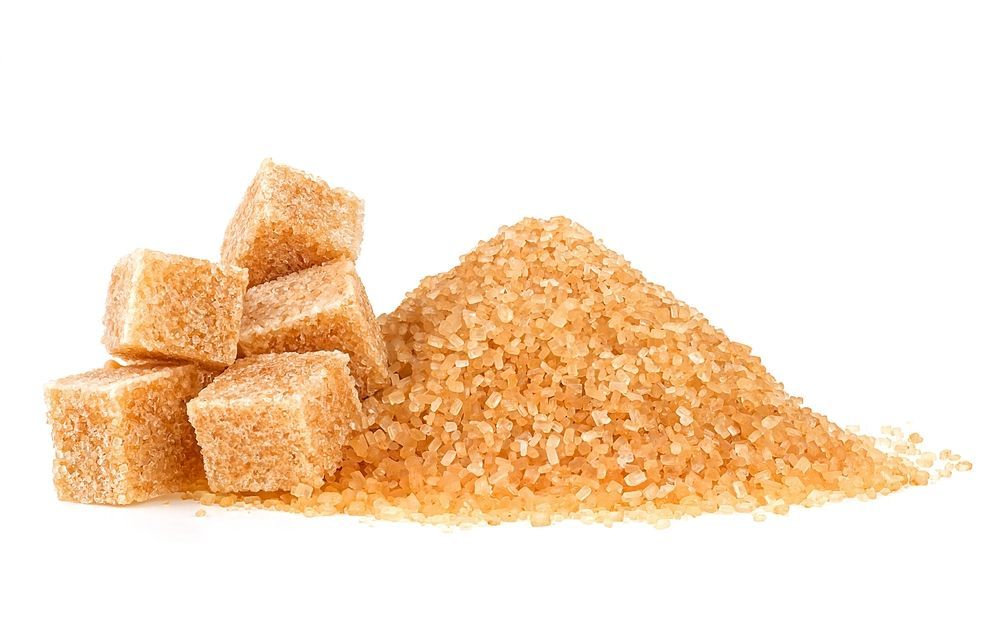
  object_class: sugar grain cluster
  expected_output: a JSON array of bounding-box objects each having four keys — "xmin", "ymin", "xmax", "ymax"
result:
[
  {"xmin": 45, "ymin": 163, "xmax": 968, "ymax": 525},
  {"xmin": 272, "ymin": 217, "xmax": 966, "ymax": 525}
]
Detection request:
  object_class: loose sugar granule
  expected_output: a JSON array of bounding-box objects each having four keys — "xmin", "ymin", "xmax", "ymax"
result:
[{"xmin": 191, "ymin": 216, "xmax": 967, "ymax": 525}]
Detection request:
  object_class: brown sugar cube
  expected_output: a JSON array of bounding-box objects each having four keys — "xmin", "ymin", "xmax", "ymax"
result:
[
  {"xmin": 221, "ymin": 158, "xmax": 364, "ymax": 287},
  {"xmin": 239, "ymin": 260, "xmax": 389, "ymax": 397},
  {"xmin": 187, "ymin": 351, "xmax": 363, "ymax": 493},
  {"xmin": 102, "ymin": 249, "xmax": 249, "ymax": 369},
  {"xmin": 45, "ymin": 363, "xmax": 213, "ymax": 505}
]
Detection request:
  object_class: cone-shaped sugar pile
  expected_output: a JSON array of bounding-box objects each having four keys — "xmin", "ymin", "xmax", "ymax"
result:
[{"xmin": 201, "ymin": 216, "xmax": 966, "ymax": 525}]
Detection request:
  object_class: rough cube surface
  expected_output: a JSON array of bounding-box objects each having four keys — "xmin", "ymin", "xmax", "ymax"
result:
[
  {"xmin": 45, "ymin": 363, "xmax": 212, "ymax": 505},
  {"xmin": 239, "ymin": 260, "xmax": 389, "ymax": 397},
  {"xmin": 103, "ymin": 249, "xmax": 249, "ymax": 369},
  {"xmin": 221, "ymin": 159, "xmax": 364, "ymax": 286},
  {"xmin": 187, "ymin": 351, "xmax": 363, "ymax": 493}
]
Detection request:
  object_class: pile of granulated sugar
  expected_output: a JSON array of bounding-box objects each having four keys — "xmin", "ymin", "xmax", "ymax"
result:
[{"xmin": 191, "ymin": 216, "xmax": 970, "ymax": 525}]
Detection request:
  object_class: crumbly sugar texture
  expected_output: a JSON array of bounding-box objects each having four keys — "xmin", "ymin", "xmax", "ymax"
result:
[
  {"xmin": 45, "ymin": 363, "xmax": 213, "ymax": 505},
  {"xmin": 221, "ymin": 159, "xmax": 364, "ymax": 287},
  {"xmin": 195, "ymin": 216, "xmax": 968, "ymax": 524},
  {"xmin": 239, "ymin": 260, "xmax": 389, "ymax": 397},
  {"xmin": 187, "ymin": 351, "xmax": 363, "ymax": 493},
  {"xmin": 102, "ymin": 249, "xmax": 249, "ymax": 369}
]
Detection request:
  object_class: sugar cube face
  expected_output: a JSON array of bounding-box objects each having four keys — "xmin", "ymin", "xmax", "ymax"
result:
[
  {"xmin": 103, "ymin": 249, "xmax": 249, "ymax": 369},
  {"xmin": 239, "ymin": 260, "xmax": 389, "ymax": 397},
  {"xmin": 187, "ymin": 351, "xmax": 363, "ymax": 493},
  {"xmin": 221, "ymin": 159, "xmax": 364, "ymax": 287},
  {"xmin": 45, "ymin": 363, "xmax": 212, "ymax": 505}
]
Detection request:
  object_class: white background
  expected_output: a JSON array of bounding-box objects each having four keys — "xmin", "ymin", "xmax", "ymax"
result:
[{"xmin": 1, "ymin": 2, "xmax": 997, "ymax": 633}]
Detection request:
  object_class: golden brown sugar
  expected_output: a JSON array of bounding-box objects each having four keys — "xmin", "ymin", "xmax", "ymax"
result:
[
  {"xmin": 187, "ymin": 352, "xmax": 363, "ymax": 493},
  {"xmin": 239, "ymin": 260, "xmax": 389, "ymax": 397},
  {"xmin": 221, "ymin": 159, "xmax": 364, "ymax": 286},
  {"xmin": 102, "ymin": 249, "xmax": 248, "ymax": 369},
  {"xmin": 45, "ymin": 363, "xmax": 212, "ymax": 505},
  {"xmin": 189, "ymin": 216, "xmax": 962, "ymax": 525}
]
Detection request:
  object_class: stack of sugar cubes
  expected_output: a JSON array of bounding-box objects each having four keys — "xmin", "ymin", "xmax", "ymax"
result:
[{"xmin": 44, "ymin": 160, "xmax": 388, "ymax": 504}]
